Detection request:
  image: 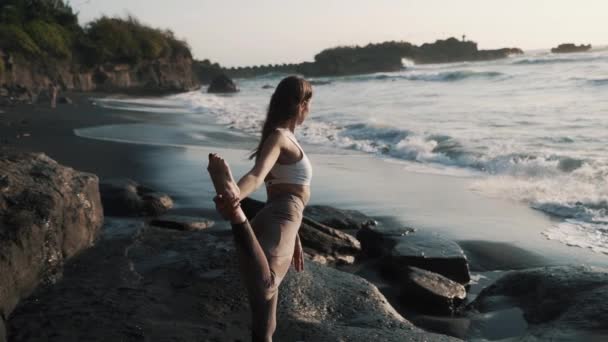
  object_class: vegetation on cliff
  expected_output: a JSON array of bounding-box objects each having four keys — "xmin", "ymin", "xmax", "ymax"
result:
[{"xmin": 0, "ymin": 0, "xmax": 191, "ymax": 65}]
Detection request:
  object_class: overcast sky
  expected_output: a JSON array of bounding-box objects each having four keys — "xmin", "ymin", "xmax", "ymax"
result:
[{"xmin": 74, "ymin": 0, "xmax": 607, "ymax": 67}]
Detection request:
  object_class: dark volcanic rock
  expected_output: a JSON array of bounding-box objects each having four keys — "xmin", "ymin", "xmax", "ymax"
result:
[
  {"xmin": 304, "ymin": 205, "xmax": 376, "ymax": 231},
  {"xmin": 58, "ymin": 96, "xmax": 72, "ymax": 104},
  {"xmin": 357, "ymin": 224, "xmax": 416, "ymax": 257},
  {"xmin": 397, "ymin": 267, "xmax": 466, "ymax": 315},
  {"xmin": 241, "ymin": 198, "xmax": 362, "ymax": 264},
  {"xmin": 359, "ymin": 226, "xmax": 470, "ymax": 284},
  {"xmin": 0, "ymin": 149, "xmax": 103, "ymax": 341},
  {"xmin": 207, "ymin": 74, "xmax": 238, "ymax": 93},
  {"xmin": 7, "ymin": 219, "xmax": 458, "ymax": 342},
  {"xmin": 149, "ymin": 215, "xmax": 214, "ymax": 231},
  {"xmin": 299, "ymin": 217, "xmax": 361, "ymax": 265},
  {"xmin": 551, "ymin": 43, "xmax": 592, "ymax": 54},
  {"xmin": 469, "ymin": 266, "xmax": 608, "ymax": 341},
  {"xmin": 99, "ymin": 178, "xmax": 173, "ymax": 216}
]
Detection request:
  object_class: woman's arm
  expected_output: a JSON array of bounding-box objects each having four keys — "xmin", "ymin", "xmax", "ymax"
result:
[{"xmin": 237, "ymin": 131, "xmax": 284, "ymax": 199}]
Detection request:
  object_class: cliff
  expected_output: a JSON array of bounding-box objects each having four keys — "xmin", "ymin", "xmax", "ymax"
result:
[{"xmin": 0, "ymin": 2, "xmax": 199, "ymax": 103}]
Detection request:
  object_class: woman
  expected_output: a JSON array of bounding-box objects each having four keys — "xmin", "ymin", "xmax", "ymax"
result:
[{"xmin": 207, "ymin": 75, "xmax": 313, "ymax": 342}]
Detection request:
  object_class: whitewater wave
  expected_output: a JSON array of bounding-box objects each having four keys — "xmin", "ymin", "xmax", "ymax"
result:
[
  {"xmin": 335, "ymin": 70, "xmax": 507, "ymax": 84},
  {"xmin": 589, "ymin": 78, "xmax": 608, "ymax": 86},
  {"xmin": 512, "ymin": 54, "xmax": 605, "ymax": 66}
]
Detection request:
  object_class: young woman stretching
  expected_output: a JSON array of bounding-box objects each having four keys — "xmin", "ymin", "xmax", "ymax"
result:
[{"xmin": 207, "ymin": 75, "xmax": 313, "ymax": 342}]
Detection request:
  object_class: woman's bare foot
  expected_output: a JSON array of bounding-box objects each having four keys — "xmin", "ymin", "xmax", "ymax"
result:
[
  {"xmin": 207, "ymin": 153, "xmax": 246, "ymax": 223},
  {"xmin": 207, "ymin": 153, "xmax": 240, "ymax": 198}
]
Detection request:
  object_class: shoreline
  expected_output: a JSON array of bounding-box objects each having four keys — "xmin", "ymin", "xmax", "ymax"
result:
[{"xmin": 2, "ymin": 91, "xmax": 606, "ymax": 267}]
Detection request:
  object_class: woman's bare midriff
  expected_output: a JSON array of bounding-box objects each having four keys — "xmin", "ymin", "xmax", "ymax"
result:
[{"xmin": 266, "ymin": 183, "xmax": 310, "ymax": 206}]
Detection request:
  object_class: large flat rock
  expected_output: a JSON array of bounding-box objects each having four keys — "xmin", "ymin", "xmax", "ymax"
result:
[
  {"xmin": 468, "ymin": 265, "xmax": 608, "ymax": 341},
  {"xmin": 358, "ymin": 225, "xmax": 470, "ymax": 284},
  {"xmin": 0, "ymin": 149, "xmax": 103, "ymax": 342},
  {"xmin": 7, "ymin": 219, "xmax": 460, "ymax": 342}
]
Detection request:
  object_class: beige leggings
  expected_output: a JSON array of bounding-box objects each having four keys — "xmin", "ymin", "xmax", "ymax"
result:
[{"xmin": 231, "ymin": 194, "xmax": 304, "ymax": 342}]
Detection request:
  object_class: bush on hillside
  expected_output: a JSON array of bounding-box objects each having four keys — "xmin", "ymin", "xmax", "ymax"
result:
[
  {"xmin": 84, "ymin": 16, "xmax": 191, "ymax": 65},
  {"xmin": 0, "ymin": 24, "xmax": 41, "ymax": 56},
  {"xmin": 25, "ymin": 20, "xmax": 72, "ymax": 58}
]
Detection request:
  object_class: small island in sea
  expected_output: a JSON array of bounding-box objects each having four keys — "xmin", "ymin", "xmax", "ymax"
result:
[{"xmin": 551, "ymin": 43, "xmax": 592, "ymax": 54}]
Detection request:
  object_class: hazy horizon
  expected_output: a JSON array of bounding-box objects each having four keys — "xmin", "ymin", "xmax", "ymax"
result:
[{"xmin": 75, "ymin": 0, "xmax": 608, "ymax": 67}]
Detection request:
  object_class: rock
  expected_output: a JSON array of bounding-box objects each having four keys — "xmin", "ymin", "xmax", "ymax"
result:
[
  {"xmin": 58, "ymin": 96, "xmax": 72, "ymax": 104},
  {"xmin": 241, "ymin": 198, "xmax": 362, "ymax": 264},
  {"xmin": 357, "ymin": 224, "xmax": 416, "ymax": 257},
  {"xmin": 299, "ymin": 217, "xmax": 361, "ymax": 265},
  {"xmin": 468, "ymin": 266, "xmax": 608, "ymax": 341},
  {"xmin": 396, "ymin": 267, "xmax": 466, "ymax": 315},
  {"xmin": 304, "ymin": 205, "xmax": 376, "ymax": 231},
  {"xmin": 262, "ymin": 84, "xmax": 274, "ymax": 89},
  {"xmin": 149, "ymin": 215, "xmax": 214, "ymax": 231},
  {"xmin": 359, "ymin": 226, "xmax": 470, "ymax": 284},
  {"xmin": 99, "ymin": 178, "xmax": 173, "ymax": 216},
  {"xmin": 0, "ymin": 149, "xmax": 103, "ymax": 341},
  {"xmin": 551, "ymin": 43, "xmax": 592, "ymax": 54},
  {"xmin": 207, "ymin": 74, "xmax": 238, "ymax": 93},
  {"xmin": 7, "ymin": 219, "xmax": 458, "ymax": 342},
  {"xmin": 278, "ymin": 260, "xmax": 459, "ymax": 342}
]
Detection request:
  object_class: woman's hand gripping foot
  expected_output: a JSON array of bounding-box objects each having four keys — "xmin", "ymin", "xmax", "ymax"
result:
[{"xmin": 207, "ymin": 153, "xmax": 245, "ymax": 223}]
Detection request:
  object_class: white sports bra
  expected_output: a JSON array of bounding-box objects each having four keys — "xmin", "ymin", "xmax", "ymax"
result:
[{"xmin": 265, "ymin": 128, "xmax": 313, "ymax": 186}]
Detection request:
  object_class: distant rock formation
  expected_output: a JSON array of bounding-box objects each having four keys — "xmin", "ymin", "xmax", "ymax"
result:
[
  {"xmin": 551, "ymin": 43, "xmax": 592, "ymax": 53},
  {"xmin": 207, "ymin": 74, "xmax": 238, "ymax": 93},
  {"xmin": 222, "ymin": 38, "xmax": 523, "ymax": 79}
]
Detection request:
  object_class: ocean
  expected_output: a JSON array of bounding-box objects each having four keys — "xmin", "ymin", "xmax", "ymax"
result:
[{"xmin": 77, "ymin": 48, "xmax": 608, "ymax": 258}]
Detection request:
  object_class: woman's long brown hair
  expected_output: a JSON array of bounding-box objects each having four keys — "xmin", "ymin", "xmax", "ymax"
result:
[{"xmin": 249, "ymin": 75, "xmax": 313, "ymax": 160}]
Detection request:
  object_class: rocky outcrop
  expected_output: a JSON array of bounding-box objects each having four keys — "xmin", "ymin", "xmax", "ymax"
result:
[
  {"xmin": 207, "ymin": 74, "xmax": 238, "ymax": 93},
  {"xmin": 7, "ymin": 218, "xmax": 459, "ymax": 342},
  {"xmin": 99, "ymin": 178, "xmax": 173, "ymax": 217},
  {"xmin": 241, "ymin": 198, "xmax": 362, "ymax": 264},
  {"xmin": 551, "ymin": 43, "xmax": 592, "ymax": 53},
  {"xmin": 225, "ymin": 38, "xmax": 522, "ymax": 78},
  {"xmin": 394, "ymin": 266, "xmax": 466, "ymax": 315},
  {"xmin": 358, "ymin": 225, "xmax": 470, "ymax": 284},
  {"xmin": 468, "ymin": 266, "xmax": 608, "ymax": 341},
  {"xmin": 304, "ymin": 205, "xmax": 376, "ymax": 232},
  {"xmin": 149, "ymin": 215, "xmax": 213, "ymax": 231},
  {"xmin": 0, "ymin": 149, "xmax": 103, "ymax": 341},
  {"xmin": 299, "ymin": 217, "xmax": 361, "ymax": 265}
]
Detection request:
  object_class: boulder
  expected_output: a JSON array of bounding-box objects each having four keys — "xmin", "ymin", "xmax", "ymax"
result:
[
  {"xmin": 396, "ymin": 267, "xmax": 466, "ymax": 315},
  {"xmin": 357, "ymin": 225, "xmax": 470, "ymax": 284},
  {"xmin": 58, "ymin": 96, "xmax": 72, "ymax": 104},
  {"xmin": 304, "ymin": 205, "xmax": 376, "ymax": 231},
  {"xmin": 7, "ymin": 219, "xmax": 459, "ymax": 342},
  {"xmin": 149, "ymin": 215, "xmax": 214, "ymax": 231},
  {"xmin": 0, "ymin": 149, "xmax": 103, "ymax": 341},
  {"xmin": 357, "ymin": 224, "xmax": 416, "ymax": 257},
  {"xmin": 99, "ymin": 178, "xmax": 173, "ymax": 216},
  {"xmin": 299, "ymin": 217, "xmax": 361, "ymax": 265},
  {"xmin": 207, "ymin": 74, "xmax": 238, "ymax": 93},
  {"xmin": 241, "ymin": 198, "xmax": 362, "ymax": 264},
  {"xmin": 468, "ymin": 266, "xmax": 608, "ymax": 341}
]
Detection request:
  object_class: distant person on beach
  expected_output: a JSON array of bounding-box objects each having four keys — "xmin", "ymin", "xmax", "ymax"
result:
[
  {"xmin": 207, "ymin": 76, "xmax": 312, "ymax": 342},
  {"xmin": 49, "ymin": 82, "xmax": 58, "ymax": 108}
]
